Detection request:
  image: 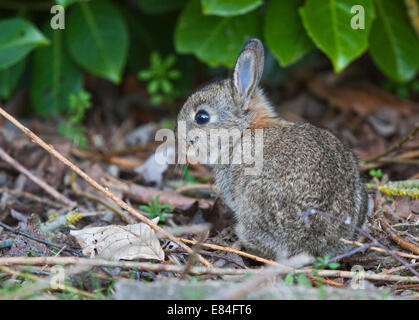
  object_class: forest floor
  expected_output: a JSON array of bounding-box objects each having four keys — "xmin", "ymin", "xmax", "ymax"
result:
[{"xmin": 0, "ymin": 58, "xmax": 418, "ymax": 300}]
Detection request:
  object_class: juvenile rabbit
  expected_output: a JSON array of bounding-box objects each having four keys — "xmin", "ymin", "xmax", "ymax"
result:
[{"xmin": 177, "ymin": 39, "xmax": 367, "ymax": 260}]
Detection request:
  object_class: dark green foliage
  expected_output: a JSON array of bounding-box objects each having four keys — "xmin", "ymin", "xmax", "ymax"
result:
[
  {"xmin": 58, "ymin": 90, "xmax": 92, "ymax": 148},
  {"xmin": 139, "ymin": 195, "xmax": 174, "ymax": 222},
  {"xmin": 138, "ymin": 52, "xmax": 181, "ymax": 105},
  {"xmin": 0, "ymin": 0, "xmax": 417, "ymax": 118}
]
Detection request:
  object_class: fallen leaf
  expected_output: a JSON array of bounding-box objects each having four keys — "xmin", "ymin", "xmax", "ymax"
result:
[
  {"xmin": 70, "ymin": 218, "xmax": 164, "ymax": 261},
  {"xmin": 308, "ymin": 76, "xmax": 417, "ymax": 116}
]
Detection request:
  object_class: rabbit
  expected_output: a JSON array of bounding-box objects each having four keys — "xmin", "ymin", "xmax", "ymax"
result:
[{"xmin": 176, "ymin": 38, "xmax": 367, "ymax": 261}]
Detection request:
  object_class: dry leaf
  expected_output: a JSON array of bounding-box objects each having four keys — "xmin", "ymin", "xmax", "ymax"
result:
[{"xmin": 70, "ymin": 218, "xmax": 164, "ymax": 261}]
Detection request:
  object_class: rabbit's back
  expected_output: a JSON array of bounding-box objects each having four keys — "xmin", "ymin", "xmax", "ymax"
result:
[{"xmin": 215, "ymin": 122, "xmax": 367, "ymax": 259}]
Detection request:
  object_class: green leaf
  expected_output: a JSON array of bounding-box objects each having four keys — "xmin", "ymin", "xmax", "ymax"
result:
[
  {"xmin": 369, "ymin": 0, "xmax": 419, "ymax": 82},
  {"xmin": 265, "ymin": 0, "xmax": 313, "ymax": 66},
  {"xmin": 201, "ymin": 0, "xmax": 262, "ymax": 17},
  {"xmin": 0, "ymin": 18, "xmax": 49, "ymax": 70},
  {"xmin": 31, "ymin": 26, "xmax": 83, "ymax": 115},
  {"xmin": 124, "ymin": 10, "xmax": 154, "ymax": 72},
  {"xmin": 175, "ymin": 0, "xmax": 261, "ymax": 67},
  {"xmin": 0, "ymin": 58, "xmax": 26, "ymax": 99},
  {"xmin": 300, "ymin": 0, "xmax": 375, "ymax": 72},
  {"xmin": 328, "ymin": 262, "xmax": 340, "ymax": 269},
  {"xmin": 66, "ymin": 0, "xmax": 129, "ymax": 83},
  {"xmin": 284, "ymin": 273, "xmax": 294, "ymax": 285},
  {"xmin": 55, "ymin": 0, "xmax": 90, "ymax": 8},
  {"xmin": 138, "ymin": 0, "xmax": 188, "ymax": 14},
  {"xmin": 296, "ymin": 274, "xmax": 312, "ymax": 287}
]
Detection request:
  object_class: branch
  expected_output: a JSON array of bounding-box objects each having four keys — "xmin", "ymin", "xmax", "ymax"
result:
[
  {"xmin": 294, "ymin": 208, "xmax": 419, "ymax": 277},
  {"xmin": 363, "ymin": 123, "xmax": 419, "ymax": 164},
  {"xmin": 0, "ymin": 221, "xmax": 81, "ymax": 256},
  {"xmin": 179, "ymin": 238, "xmax": 280, "ymax": 266},
  {"xmin": 0, "ymin": 106, "xmax": 212, "ymax": 268},
  {"xmin": 0, "ymin": 147, "xmax": 76, "ymax": 207},
  {"xmin": 1, "ymin": 257, "xmax": 417, "ymax": 284}
]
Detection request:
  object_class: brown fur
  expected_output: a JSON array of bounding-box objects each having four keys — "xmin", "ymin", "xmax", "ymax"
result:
[{"xmin": 177, "ymin": 39, "xmax": 367, "ymax": 260}]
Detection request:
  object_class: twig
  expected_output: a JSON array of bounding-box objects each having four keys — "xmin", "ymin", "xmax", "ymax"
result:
[
  {"xmin": 0, "ymin": 147, "xmax": 76, "ymax": 207},
  {"xmin": 0, "ymin": 257, "xmax": 417, "ymax": 284},
  {"xmin": 310, "ymin": 276, "xmax": 347, "ymax": 288},
  {"xmin": 379, "ymin": 213, "xmax": 419, "ymax": 255},
  {"xmin": 179, "ymin": 238, "xmax": 280, "ymax": 266},
  {"xmin": 167, "ymin": 248, "xmax": 246, "ymax": 269},
  {"xmin": 0, "ymin": 188, "xmax": 63, "ymax": 208},
  {"xmin": 363, "ymin": 123, "xmax": 419, "ymax": 163},
  {"xmin": 0, "ymin": 106, "xmax": 212, "ymax": 268},
  {"xmin": 212, "ymin": 264, "xmax": 419, "ymax": 300},
  {"xmin": 69, "ymin": 172, "xmax": 136, "ymax": 224},
  {"xmin": 386, "ymin": 262, "xmax": 419, "ymax": 275},
  {"xmin": 0, "ymin": 221, "xmax": 81, "ymax": 256},
  {"xmin": 294, "ymin": 209, "xmax": 419, "ymax": 277},
  {"xmin": 211, "ymin": 264, "xmax": 290, "ymax": 300},
  {"xmin": 391, "ymin": 283, "xmax": 419, "ymax": 290},
  {"xmin": 180, "ymin": 231, "xmax": 209, "ymax": 280},
  {"xmin": 361, "ymin": 158, "xmax": 419, "ymax": 171},
  {"xmin": 340, "ymin": 238, "xmax": 419, "ymax": 260},
  {"xmin": 0, "ymin": 257, "xmax": 247, "ymax": 276},
  {"xmin": 176, "ymin": 184, "xmax": 216, "ymax": 194},
  {"xmin": 0, "ymin": 266, "xmax": 96, "ymax": 299}
]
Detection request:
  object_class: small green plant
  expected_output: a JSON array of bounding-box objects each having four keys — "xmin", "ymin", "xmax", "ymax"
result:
[
  {"xmin": 139, "ymin": 195, "xmax": 174, "ymax": 222},
  {"xmin": 138, "ymin": 52, "xmax": 181, "ymax": 105},
  {"xmin": 312, "ymin": 254, "xmax": 340, "ymax": 270},
  {"xmin": 284, "ymin": 254, "xmax": 340, "ymax": 287},
  {"xmin": 296, "ymin": 273, "xmax": 312, "ymax": 288},
  {"xmin": 382, "ymin": 79, "xmax": 419, "ymax": 99},
  {"xmin": 59, "ymin": 90, "xmax": 92, "ymax": 149},
  {"xmin": 369, "ymin": 168, "xmax": 383, "ymax": 179},
  {"xmin": 182, "ymin": 165, "xmax": 211, "ymax": 184}
]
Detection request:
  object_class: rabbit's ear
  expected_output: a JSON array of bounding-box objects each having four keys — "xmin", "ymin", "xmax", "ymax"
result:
[{"xmin": 232, "ymin": 39, "xmax": 264, "ymax": 108}]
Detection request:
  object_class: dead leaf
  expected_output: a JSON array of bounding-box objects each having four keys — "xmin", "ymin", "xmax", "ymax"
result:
[
  {"xmin": 70, "ymin": 218, "xmax": 164, "ymax": 261},
  {"xmin": 392, "ymin": 197, "xmax": 419, "ymax": 222},
  {"xmin": 308, "ymin": 77, "xmax": 417, "ymax": 116}
]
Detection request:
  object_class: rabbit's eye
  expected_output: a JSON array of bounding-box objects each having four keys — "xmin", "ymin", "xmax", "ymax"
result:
[{"xmin": 195, "ymin": 110, "xmax": 210, "ymax": 125}]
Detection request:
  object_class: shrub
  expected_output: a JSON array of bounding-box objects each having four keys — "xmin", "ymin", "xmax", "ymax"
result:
[{"xmin": 0, "ymin": 0, "xmax": 418, "ymax": 116}]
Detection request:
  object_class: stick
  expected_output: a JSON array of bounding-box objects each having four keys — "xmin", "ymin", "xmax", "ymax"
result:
[
  {"xmin": 0, "ymin": 221, "xmax": 81, "ymax": 256},
  {"xmin": 0, "ymin": 257, "xmax": 246, "ymax": 276},
  {"xmin": 69, "ymin": 172, "xmax": 136, "ymax": 224},
  {"xmin": 0, "ymin": 106, "xmax": 212, "ymax": 268},
  {"xmin": 1, "ymin": 257, "xmax": 417, "ymax": 283},
  {"xmin": 0, "ymin": 188, "xmax": 64, "ymax": 208},
  {"xmin": 294, "ymin": 209, "xmax": 419, "ymax": 277},
  {"xmin": 0, "ymin": 266, "xmax": 96, "ymax": 299},
  {"xmin": 179, "ymin": 238, "xmax": 280, "ymax": 266},
  {"xmin": 379, "ymin": 213, "xmax": 419, "ymax": 255},
  {"xmin": 363, "ymin": 123, "xmax": 419, "ymax": 163},
  {"xmin": 340, "ymin": 238, "xmax": 419, "ymax": 260},
  {"xmin": 0, "ymin": 147, "xmax": 76, "ymax": 207}
]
